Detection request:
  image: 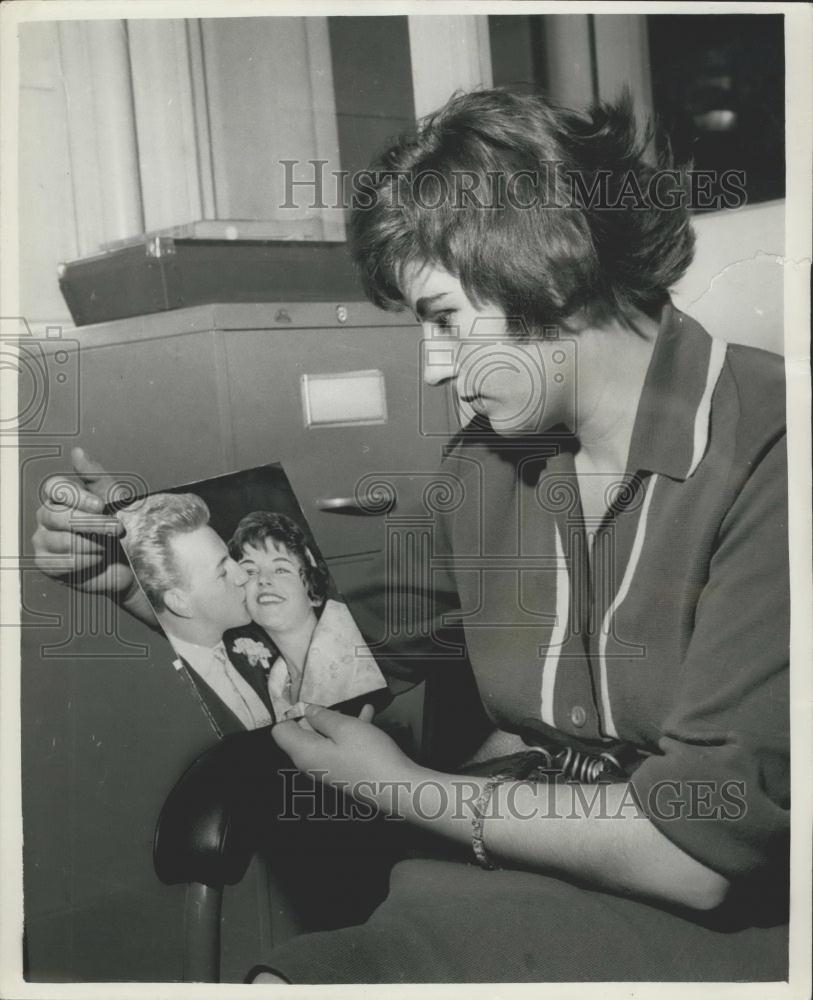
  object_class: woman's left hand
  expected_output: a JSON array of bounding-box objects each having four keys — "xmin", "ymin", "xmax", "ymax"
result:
[{"xmin": 272, "ymin": 704, "xmax": 424, "ymax": 809}]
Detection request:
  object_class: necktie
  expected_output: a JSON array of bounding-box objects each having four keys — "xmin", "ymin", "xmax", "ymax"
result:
[
  {"xmin": 211, "ymin": 642, "xmax": 267, "ymax": 729},
  {"xmin": 231, "ymin": 651, "xmax": 276, "ymax": 714}
]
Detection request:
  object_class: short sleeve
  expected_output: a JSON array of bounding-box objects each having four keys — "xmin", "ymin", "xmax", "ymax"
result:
[{"xmin": 628, "ymin": 433, "xmax": 789, "ymax": 880}]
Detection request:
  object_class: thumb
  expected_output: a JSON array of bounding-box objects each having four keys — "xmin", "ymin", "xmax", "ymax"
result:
[
  {"xmin": 303, "ymin": 704, "xmax": 346, "ymax": 739},
  {"xmin": 272, "ymin": 718, "xmax": 322, "ymax": 755},
  {"xmin": 71, "ymin": 447, "xmax": 117, "ymax": 503}
]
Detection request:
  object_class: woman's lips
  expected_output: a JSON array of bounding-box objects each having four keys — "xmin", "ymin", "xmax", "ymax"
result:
[
  {"xmin": 256, "ymin": 593, "xmax": 285, "ymax": 605},
  {"xmin": 458, "ymin": 394, "xmax": 489, "ymax": 414}
]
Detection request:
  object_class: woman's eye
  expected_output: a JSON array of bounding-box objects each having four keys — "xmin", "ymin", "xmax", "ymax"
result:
[
  {"xmin": 276, "ymin": 567, "xmax": 292, "ymax": 575},
  {"xmin": 431, "ymin": 311, "xmax": 455, "ymax": 329}
]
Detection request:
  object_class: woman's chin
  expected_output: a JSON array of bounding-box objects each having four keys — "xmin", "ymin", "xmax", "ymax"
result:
[{"xmin": 248, "ymin": 610, "xmax": 279, "ymax": 633}]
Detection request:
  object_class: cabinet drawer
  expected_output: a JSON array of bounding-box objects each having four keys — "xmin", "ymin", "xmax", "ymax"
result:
[{"xmin": 226, "ymin": 324, "xmax": 452, "ymax": 558}]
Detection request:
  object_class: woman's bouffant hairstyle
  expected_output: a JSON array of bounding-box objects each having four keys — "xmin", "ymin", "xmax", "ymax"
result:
[
  {"xmin": 350, "ymin": 88, "xmax": 695, "ymax": 330},
  {"xmin": 228, "ymin": 511, "xmax": 330, "ymax": 606},
  {"xmin": 117, "ymin": 492, "xmax": 210, "ymax": 613}
]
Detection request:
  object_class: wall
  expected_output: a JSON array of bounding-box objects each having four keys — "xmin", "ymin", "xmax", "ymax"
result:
[
  {"xmin": 17, "ymin": 13, "xmax": 495, "ymax": 335},
  {"xmin": 17, "ymin": 17, "xmax": 345, "ymax": 335},
  {"xmin": 18, "ymin": 22, "xmax": 77, "ymax": 331}
]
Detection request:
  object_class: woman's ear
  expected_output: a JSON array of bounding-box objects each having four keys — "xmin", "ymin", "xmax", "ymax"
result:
[
  {"xmin": 305, "ymin": 578, "xmax": 324, "ymax": 609},
  {"xmin": 558, "ymin": 309, "xmax": 589, "ymax": 335},
  {"xmin": 164, "ymin": 587, "xmax": 192, "ymax": 619}
]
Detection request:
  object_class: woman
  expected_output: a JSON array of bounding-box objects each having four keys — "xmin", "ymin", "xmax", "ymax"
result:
[
  {"xmin": 250, "ymin": 90, "xmax": 789, "ymax": 982},
  {"xmin": 31, "ymin": 88, "xmax": 789, "ymax": 983},
  {"xmin": 226, "ymin": 511, "xmax": 387, "ymax": 720}
]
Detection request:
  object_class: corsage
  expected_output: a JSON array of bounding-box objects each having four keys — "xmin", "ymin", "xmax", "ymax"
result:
[{"xmin": 232, "ymin": 637, "xmax": 273, "ymax": 673}]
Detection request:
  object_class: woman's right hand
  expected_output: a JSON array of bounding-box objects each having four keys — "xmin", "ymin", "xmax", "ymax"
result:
[{"xmin": 32, "ymin": 446, "xmax": 136, "ymax": 601}]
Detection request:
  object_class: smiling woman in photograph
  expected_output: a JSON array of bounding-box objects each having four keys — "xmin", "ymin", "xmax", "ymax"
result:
[{"xmin": 228, "ymin": 511, "xmax": 386, "ymax": 721}]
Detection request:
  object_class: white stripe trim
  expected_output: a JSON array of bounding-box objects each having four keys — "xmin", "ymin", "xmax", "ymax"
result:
[
  {"xmin": 597, "ymin": 474, "xmax": 659, "ymax": 739},
  {"xmin": 687, "ymin": 338, "xmax": 727, "ymax": 478},
  {"xmin": 539, "ymin": 522, "xmax": 569, "ymax": 727}
]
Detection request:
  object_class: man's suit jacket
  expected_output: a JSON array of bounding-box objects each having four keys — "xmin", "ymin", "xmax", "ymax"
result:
[{"xmin": 176, "ymin": 623, "xmax": 279, "ymax": 737}]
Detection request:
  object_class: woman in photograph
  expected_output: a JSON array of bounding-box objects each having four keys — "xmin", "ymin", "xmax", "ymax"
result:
[{"xmin": 227, "ymin": 511, "xmax": 387, "ymax": 720}]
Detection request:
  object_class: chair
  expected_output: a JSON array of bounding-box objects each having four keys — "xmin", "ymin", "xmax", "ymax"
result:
[
  {"xmin": 154, "ymin": 663, "xmax": 492, "ymax": 982},
  {"xmin": 154, "ymin": 725, "xmax": 281, "ymax": 982}
]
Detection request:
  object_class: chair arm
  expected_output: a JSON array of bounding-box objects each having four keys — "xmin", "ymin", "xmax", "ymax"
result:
[{"xmin": 154, "ymin": 725, "xmax": 281, "ymax": 888}]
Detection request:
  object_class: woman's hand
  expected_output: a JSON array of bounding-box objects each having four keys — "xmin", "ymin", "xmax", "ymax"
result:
[
  {"xmin": 32, "ymin": 447, "xmax": 155, "ymax": 624},
  {"xmin": 272, "ymin": 704, "xmax": 424, "ymax": 813},
  {"xmin": 33, "ymin": 447, "xmax": 128, "ymax": 587}
]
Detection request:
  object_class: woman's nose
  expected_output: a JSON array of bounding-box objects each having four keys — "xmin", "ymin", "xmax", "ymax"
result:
[{"xmin": 421, "ymin": 332, "xmax": 459, "ymax": 386}]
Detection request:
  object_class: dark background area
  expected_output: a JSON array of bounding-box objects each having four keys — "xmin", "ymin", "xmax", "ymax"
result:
[
  {"xmin": 488, "ymin": 12, "xmax": 785, "ymax": 207},
  {"xmin": 648, "ymin": 14, "xmax": 785, "ymax": 206}
]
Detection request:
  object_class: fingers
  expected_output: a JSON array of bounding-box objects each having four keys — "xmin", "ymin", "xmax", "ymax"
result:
[
  {"xmin": 40, "ymin": 475, "xmax": 106, "ymax": 516},
  {"xmin": 358, "ymin": 703, "xmax": 375, "ymax": 723},
  {"xmin": 36, "ymin": 500, "xmax": 122, "ymax": 535},
  {"xmin": 37, "ymin": 449, "xmax": 118, "ymax": 522},
  {"xmin": 303, "ymin": 704, "xmax": 351, "ymax": 739},
  {"xmin": 31, "ymin": 527, "xmax": 115, "ymax": 577},
  {"xmin": 33, "ymin": 453, "xmax": 129, "ymax": 589},
  {"xmin": 33, "ymin": 527, "xmax": 112, "ymax": 557},
  {"xmin": 272, "ymin": 718, "xmax": 325, "ymax": 757},
  {"xmin": 32, "ymin": 506, "xmax": 121, "ymax": 580},
  {"xmin": 37, "ymin": 449, "xmax": 128, "ymax": 540},
  {"xmin": 71, "ymin": 447, "xmax": 118, "ymax": 500}
]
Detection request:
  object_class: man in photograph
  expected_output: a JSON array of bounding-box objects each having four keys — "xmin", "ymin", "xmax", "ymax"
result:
[{"xmin": 117, "ymin": 492, "xmax": 276, "ymax": 734}]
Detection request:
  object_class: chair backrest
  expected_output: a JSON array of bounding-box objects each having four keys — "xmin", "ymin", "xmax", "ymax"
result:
[{"xmin": 672, "ymin": 200, "xmax": 784, "ymax": 355}]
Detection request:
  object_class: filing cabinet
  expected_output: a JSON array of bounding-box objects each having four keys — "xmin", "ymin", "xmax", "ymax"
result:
[{"xmin": 20, "ymin": 301, "xmax": 452, "ymax": 562}]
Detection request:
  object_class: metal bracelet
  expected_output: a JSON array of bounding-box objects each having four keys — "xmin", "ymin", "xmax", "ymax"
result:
[{"xmin": 471, "ymin": 775, "xmax": 507, "ymax": 870}]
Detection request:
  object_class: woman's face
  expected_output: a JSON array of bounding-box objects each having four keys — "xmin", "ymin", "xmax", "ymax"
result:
[
  {"xmin": 401, "ymin": 261, "xmax": 576, "ymax": 436},
  {"xmin": 239, "ymin": 539, "xmax": 320, "ymax": 636}
]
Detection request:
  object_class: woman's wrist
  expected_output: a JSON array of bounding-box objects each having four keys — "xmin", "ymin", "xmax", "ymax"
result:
[
  {"xmin": 367, "ymin": 762, "xmax": 435, "ymax": 820},
  {"xmin": 470, "ymin": 775, "xmax": 508, "ymax": 869},
  {"xmin": 373, "ymin": 766, "xmax": 492, "ymax": 846}
]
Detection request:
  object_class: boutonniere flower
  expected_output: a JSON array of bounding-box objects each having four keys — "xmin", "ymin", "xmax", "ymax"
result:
[{"xmin": 232, "ymin": 637, "xmax": 273, "ymax": 673}]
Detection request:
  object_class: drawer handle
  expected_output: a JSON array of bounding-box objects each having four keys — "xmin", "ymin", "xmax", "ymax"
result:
[{"xmin": 316, "ymin": 486, "xmax": 396, "ymax": 516}]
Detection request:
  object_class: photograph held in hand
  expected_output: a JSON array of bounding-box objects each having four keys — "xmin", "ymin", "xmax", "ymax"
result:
[{"xmin": 114, "ymin": 465, "xmax": 388, "ymax": 737}]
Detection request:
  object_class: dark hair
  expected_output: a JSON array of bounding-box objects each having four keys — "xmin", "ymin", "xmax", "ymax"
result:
[
  {"xmin": 350, "ymin": 87, "xmax": 695, "ymax": 330},
  {"xmin": 228, "ymin": 512, "xmax": 330, "ymax": 605}
]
